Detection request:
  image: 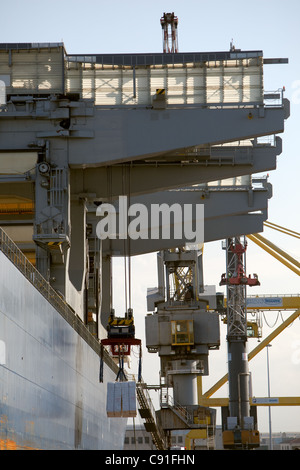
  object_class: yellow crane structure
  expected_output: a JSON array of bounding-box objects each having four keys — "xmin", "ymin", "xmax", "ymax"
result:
[
  {"xmin": 248, "ymin": 228, "xmax": 300, "ymax": 277},
  {"xmin": 189, "ymin": 221, "xmax": 300, "ymax": 449}
]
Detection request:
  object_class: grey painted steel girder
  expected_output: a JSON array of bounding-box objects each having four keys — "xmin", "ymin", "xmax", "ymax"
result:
[
  {"xmin": 0, "ymin": 99, "xmax": 288, "ymax": 166},
  {"xmin": 70, "ymin": 138, "xmax": 281, "ymax": 200},
  {"xmin": 96, "ymin": 184, "xmax": 270, "ymax": 256},
  {"xmin": 66, "ymin": 106, "xmax": 288, "ymax": 166},
  {"xmin": 0, "ymin": 139, "xmax": 281, "ymax": 202}
]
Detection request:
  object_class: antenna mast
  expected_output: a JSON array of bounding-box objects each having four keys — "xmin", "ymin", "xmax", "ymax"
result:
[{"xmin": 160, "ymin": 12, "xmax": 178, "ymax": 53}]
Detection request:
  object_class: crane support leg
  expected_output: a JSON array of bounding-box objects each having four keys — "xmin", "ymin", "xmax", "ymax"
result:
[{"xmin": 220, "ymin": 236, "xmax": 260, "ymax": 449}]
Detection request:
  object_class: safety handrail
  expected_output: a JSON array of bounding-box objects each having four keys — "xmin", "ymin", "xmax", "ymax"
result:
[{"xmin": 0, "ymin": 227, "xmax": 117, "ymax": 372}]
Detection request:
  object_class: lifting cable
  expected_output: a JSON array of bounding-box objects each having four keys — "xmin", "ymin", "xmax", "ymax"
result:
[
  {"xmin": 262, "ymin": 310, "xmax": 295, "ymax": 329},
  {"xmin": 128, "ymin": 165, "xmax": 132, "ymax": 310},
  {"xmin": 262, "ymin": 310, "xmax": 280, "ymax": 329},
  {"xmin": 122, "ymin": 165, "xmax": 132, "ymax": 312}
]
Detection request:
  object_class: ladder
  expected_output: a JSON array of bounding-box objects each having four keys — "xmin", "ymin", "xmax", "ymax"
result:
[
  {"xmin": 135, "ymin": 381, "xmax": 166, "ymax": 450},
  {"xmin": 206, "ymin": 424, "xmax": 215, "ymax": 450}
]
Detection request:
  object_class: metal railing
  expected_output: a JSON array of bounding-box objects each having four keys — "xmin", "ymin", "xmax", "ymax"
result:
[
  {"xmin": 160, "ymin": 385, "xmax": 193, "ymax": 425},
  {"xmin": 247, "ymin": 293, "xmax": 300, "ymax": 298},
  {"xmin": 0, "ymin": 227, "xmax": 118, "ymax": 373}
]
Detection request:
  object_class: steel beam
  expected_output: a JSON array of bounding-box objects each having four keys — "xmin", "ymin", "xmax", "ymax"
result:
[
  {"xmin": 92, "ymin": 183, "xmax": 270, "ymax": 256},
  {"xmin": 69, "ymin": 142, "xmax": 280, "ymax": 199},
  {"xmin": 67, "ymin": 106, "xmax": 288, "ymax": 166},
  {"xmin": 0, "ymin": 100, "xmax": 288, "ymax": 166},
  {"xmin": 198, "ymin": 397, "xmax": 300, "ymax": 407}
]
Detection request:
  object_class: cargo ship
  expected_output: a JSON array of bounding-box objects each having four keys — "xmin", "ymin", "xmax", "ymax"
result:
[{"xmin": 0, "ymin": 228, "xmax": 128, "ymax": 449}]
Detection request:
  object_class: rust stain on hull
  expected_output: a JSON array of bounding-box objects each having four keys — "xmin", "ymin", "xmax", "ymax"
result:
[
  {"xmin": 0, "ymin": 439, "xmax": 40, "ymax": 450},
  {"xmin": 0, "ymin": 416, "xmax": 39, "ymax": 450}
]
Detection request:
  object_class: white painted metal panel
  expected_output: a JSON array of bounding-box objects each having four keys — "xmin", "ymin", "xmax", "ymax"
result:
[
  {"xmin": 186, "ymin": 67, "xmax": 206, "ymax": 104},
  {"xmin": 66, "ymin": 68, "xmax": 81, "ymax": 96},
  {"xmin": 82, "ymin": 69, "xmax": 94, "ymax": 100},
  {"xmin": 95, "ymin": 68, "xmax": 122, "ymax": 105},
  {"xmin": 5, "ymin": 48, "xmax": 64, "ymax": 94},
  {"xmin": 64, "ymin": 57, "xmax": 263, "ymax": 107},
  {"xmin": 206, "ymin": 65, "xmax": 223, "ymax": 103},
  {"xmin": 135, "ymin": 68, "xmax": 149, "ymax": 104},
  {"xmin": 167, "ymin": 67, "xmax": 186, "ymax": 104},
  {"xmin": 122, "ymin": 68, "xmax": 135, "ymax": 105},
  {"xmin": 223, "ymin": 65, "xmax": 243, "ymax": 103},
  {"xmin": 0, "ymin": 48, "xmax": 263, "ymax": 105}
]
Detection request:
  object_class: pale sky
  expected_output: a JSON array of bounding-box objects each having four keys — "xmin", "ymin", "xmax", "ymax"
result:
[{"xmin": 1, "ymin": 0, "xmax": 299, "ymax": 435}]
